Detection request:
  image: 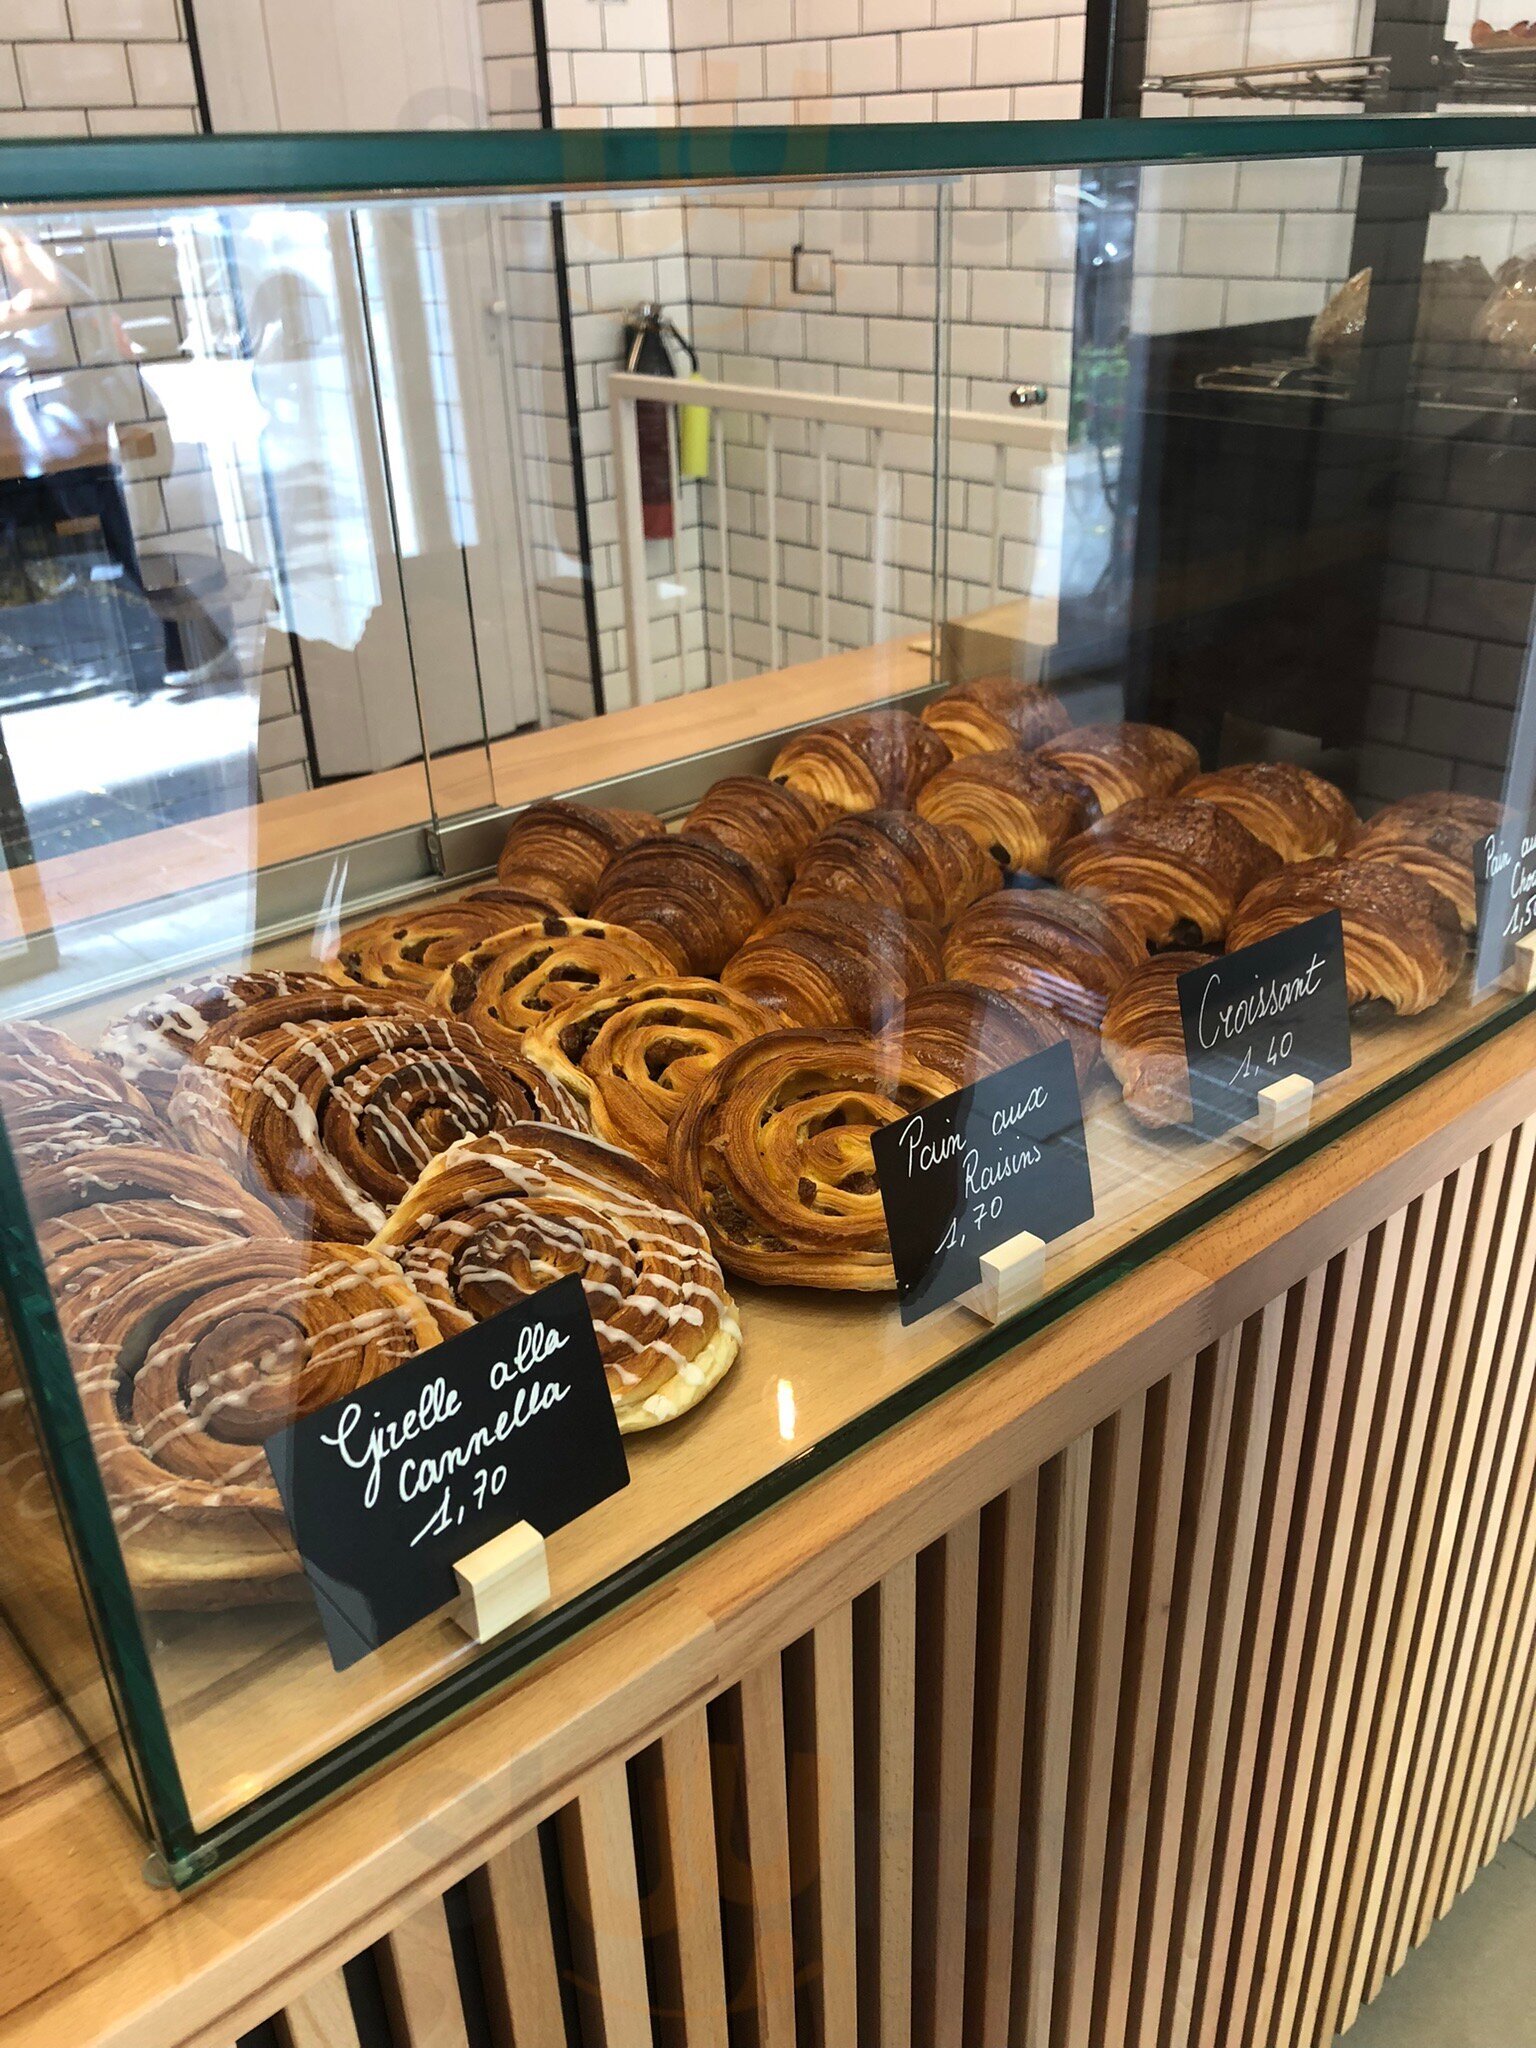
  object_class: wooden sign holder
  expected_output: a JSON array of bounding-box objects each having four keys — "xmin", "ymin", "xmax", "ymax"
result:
[
  {"xmin": 1244, "ymin": 1073, "xmax": 1315, "ymax": 1152},
  {"xmin": 1506, "ymin": 932, "xmax": 1536, "ymax": 994},
  {"xmin": 960, "ymin": 1228, "xmax": 1047, "ymax": 1325},
  {"xmin": 454, "ymin": 1522, "xmax": 550, "ymax": 1644}
]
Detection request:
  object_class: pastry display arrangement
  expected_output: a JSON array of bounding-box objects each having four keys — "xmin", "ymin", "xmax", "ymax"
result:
[{"xmin": 0, "ymin": 679, "xmax": 1512, "ymax": 1608}]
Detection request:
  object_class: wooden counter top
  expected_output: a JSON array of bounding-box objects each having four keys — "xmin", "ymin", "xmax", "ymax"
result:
[{"xmin": 1, "ymin": 1002, "xmax": 1534, "ymax": 2048}]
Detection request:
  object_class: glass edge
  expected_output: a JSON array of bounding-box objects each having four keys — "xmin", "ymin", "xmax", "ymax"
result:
[
  {"xmin": 159, "ymin": 984, "xmax": 1536, "ymax": 1883},
  {"xmin": 5, "ymin": 113, "xmax": 1536, "ymax": 208}
]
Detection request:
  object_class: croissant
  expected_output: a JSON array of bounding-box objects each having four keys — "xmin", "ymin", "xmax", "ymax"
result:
[
  {"xmin": 522, "ymin": 976, "xmax": 767, "ymax": 1171},
  {"xmin": 919, "ymin": 675, "xmax": 1072, "ymax": 757},
  {"xmin": 24, "ymin": 1144, "xmax": 287, "ymax": 1268},
  {"xmin": 97, "ymin": 971, "xmax": 352, "ymax": 1108},
  {"xmin": 881, "ymin": 980, "xmax": 1067, "ymax": 1087},
  {"xmin": 63, "ymin": 1237, "xmax": 439, "ymax": 1604},
  {"xmin": 666, "ymin": 1028, "xmax": 954, "ymax": 1289},
  {"xmin": 791, "ymin": 809, "xmax": 1001, "ymax": 924},
  {"xmin": 1036, "ymin": 722, "xmax": 1199, "ymax": 814},
  {"xmin": 942, "ymin": 887, "xmax": 1145, "ymax": 1077},
  {"xmin": 721, "ymin": 900, "xmax": 943, "ymax": 1031},
  {"xmin": 1353, "ymin": 793, "xmax": 1509, "ymax": 932},
  {"xmin": 329, "ymin": 898, "xmax": 539, "ymax": 994},
  {"xmin": 496, "ymin": 798, "xmax": 665, "ymax": 913},
  {"xmin": 171, "ymin": 1013, "xmax": 583, "ymax": 1241},
  {"xmin": 1101, "ymin": 953, "xmax": 1207, "ymax": 1129},
  {"xmin": 373, "ymin": 1128, "xmax": 740, "ymax": 1431},
  {"xmin": 589, "ymin": 833, "xmax": 781, "ymax": 975},
  {"xmin": 1053, "ymin": 797, "xmax": 1280, "ymax": 949},
  {"xmin": 429, "ymin": 915, "xmax": 675, "ymax": 1057},
  {"xmin": 683, "ymin": 775, "xmax": 834, "ymax": 885},
  {"xmin": 768, "ymin": 707, "xmax": 950, "ymax": 812},
  {"xmin": 1182, "ymin": 762, "xmax": 1360, "ymax": 864},
  {"xmin": 1228, "ymin": 858, "xmax": 1463, "ymax": 1014},
  {"xmin": 916, "ymin": 752, "xmax": 1094, "ymax": 876}
]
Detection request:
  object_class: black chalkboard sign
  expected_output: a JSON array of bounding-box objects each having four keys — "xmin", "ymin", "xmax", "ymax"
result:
[
  {"xmin": 265, "ymin": 1275, "xmax": 628, "ymax": 1670},
  {"xmin": 1176, "ymin": 911, "xmax": 1352, "ymax": 1140},
  {"xmin": 1474, "ymin": 814, "xmax": 1536, "ymax": 991},
  {"xmin": 872, "ymin": 1038, "xmax": 1094, "ymax": 1325}
]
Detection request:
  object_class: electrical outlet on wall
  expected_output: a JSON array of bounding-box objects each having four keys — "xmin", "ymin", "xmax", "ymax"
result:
[{"xmin": 792, "ymin": 245, "xmax": 834, "ymax": 296}]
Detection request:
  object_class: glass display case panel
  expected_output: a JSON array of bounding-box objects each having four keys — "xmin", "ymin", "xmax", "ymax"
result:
[{"xmin": 0, "ymin": 119, "xmax": 1534, "ymax": 1880}]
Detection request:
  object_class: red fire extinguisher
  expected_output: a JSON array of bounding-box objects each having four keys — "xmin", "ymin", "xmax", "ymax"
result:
[{"xmin": 622, "ymin": 303, "xmax": 697, "ymax": 543}]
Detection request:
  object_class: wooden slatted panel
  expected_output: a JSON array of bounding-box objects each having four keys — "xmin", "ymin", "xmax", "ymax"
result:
[
  {"xmin": 964, "ymin": 1476, "xmax": 1038, "ymax": 2048},
  {"xmin": 725, "ymin": 1661, "xmax": 797, "ymax": 2048},
  {"xmin": 473, "ymin": 1829, "xmax": 569, "ymax": 2048},
  {"xmin": 558, "ymin": 1762, "xmax": 653, "ymax": 2048},
  {"xmin": 274, "ymin": 1971, "xmax": 361, "ymax": 2048},
  {"xmin": 377, "ymin": 1899, "xmax": 472, "ymax": 2048},
  {"xmin": 912, "ymin": 1515, "xmax": 982, "ymax": 2048},
  {"xmin": 783, "ymin": 1610, "xmax": 858, "ymax": 2048},
  {"xmin": 633, "ymin": 1710, "xmax": 730, "ymax": 2048},
  {"xmin": 854, "ymin": 1556, "xmax": 917, "ymax": 2048},
  {"xmin": 1010, "ymin": 1433, "xmax": 1091, "ymax": 2048}
]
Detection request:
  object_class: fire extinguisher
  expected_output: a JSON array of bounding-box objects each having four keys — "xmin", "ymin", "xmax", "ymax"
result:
[{"xmin": 622, "ymin": 303, "xmax": 698, "ymax": 543}]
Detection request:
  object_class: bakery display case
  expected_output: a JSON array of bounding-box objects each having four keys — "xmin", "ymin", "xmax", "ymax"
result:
[{"xmin": 4, "ymin": 112, "xmax": 1536, "ymax": 1884}]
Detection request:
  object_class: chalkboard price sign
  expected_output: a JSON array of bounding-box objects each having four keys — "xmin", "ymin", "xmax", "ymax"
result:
[
  {"xmin": 1474, "ymin": 815, "xmax": 1536, "ymax": 991},
  {"xmin": 266, "ymin": 1275, "xmax": 628, "ymax": 1671},
  {"xmin": 1176, "ymin": 911, "xmax": 1352, "ymax": 1139},
  {"xmin": 872, "ymin": 1038, "xmax": 1094, "ymax": 1325}
]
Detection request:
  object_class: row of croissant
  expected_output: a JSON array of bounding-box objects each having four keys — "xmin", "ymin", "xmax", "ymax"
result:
[{"xmin": 0, "ymin": 677, "xmax": 1501, "ymax": 1601}]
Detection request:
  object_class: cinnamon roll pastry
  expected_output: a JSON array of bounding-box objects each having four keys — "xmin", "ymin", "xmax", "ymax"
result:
[
  {"xmin": 173, "ymin": 1014, "xmax": 583, "ymax": 1242},
  {"xmin": 916, "ymin": 752, "xmax": 1094, "ymax": 876},
  {"xmin": 790, "ymin": 809, "xmax": 1000, "ymax": 925},
  {"xmin": 919, "ymin": 675, "xmax": 1072, "ymax": 758},
  {"xmin": 1101, "ymin": 953, "xmax": 1207, "ymax": 1129},
  {"xmin": 722, "ymin": 900, "xmax": 943, "ymax": 1031},
  {"xmin": 523, "ymin": 977, "xmax": 767, "ymax": 1172},
  {"xmin": 1228, "ymin": 859, "xmax": 1463, "ymax": 1015},
  {"xmin": 429, "ymin": 916, "xmax": 675, "ymax": 1058},
  {"xmin": 496, "ymin": 799, "xmax": 664, "ymax": 914},
  {"xmin": 666, "ymin": 1028, "xmax": 954, "ymax": 1290},
  {"xmin": 7, "ymin": 1093, "xmax": 170, "ymax": 1168},
  {"xmin": 101, "ymin": 970, "xmax": 409, "ymax": 1114},
  {"xmin": 329, "ymin": 898, "xmax": 535, "ymax": 995},
  {"xmin": 683, "ymin": 775, "xmax": 834, "ymax": 887},
  {"xmin": 1353, "ymin": 793, "xmax": 1509, "ymax": 933},
  {"xmin": 1053, "ymin": 798, "xmax": 1280, "ymax": 950},
  {"xmin": 374, "ymin": 1129, "xmax": 740, "ymax": 1431},
  {"xmin": 25, "ymin": 1144, "xmax": 286, "ymax": 1266},
  {"xmin": 942, "ymin": 888, "xmax": 1145, "ymax": 1077},
  {"xmin": 63, "ymin": 1238, "xmax": 439, "ymax": 1604},
  {"xmin": 589, "ymin": 833, "xmax": 781, "ymax": 976},
  {"xmin": 1036, "ymin": 722, "xmax": 1199, "ymax": 815},
  {"xmin": 0, "ymin": 1020, "xmax": 151, "ymax": 1115},
  {"xmin": 768, "ymin": 707, "xmax": 951, "ymax": 813},
  {"xmin": 1182, "ymin": 763, "xmax": 1360, "ymax": 864},
  {"xmin": 882, "ymin": 980, "xmax": 1066, "ymax": 1087}
]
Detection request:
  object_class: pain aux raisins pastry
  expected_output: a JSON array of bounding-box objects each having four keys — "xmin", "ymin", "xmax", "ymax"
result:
[
  {"xmin": 918, "ymin": 675, "xmax": 1072, "ymax": 758},
  {"xmin": 1100, "ymin": 953, "xmax": 1208, "ymax": 1130},
  {"xmin": 722, "ymin": 900, "xmax": 944, "ymax": 1032},
  {"xmin": 63, "ymin": 1238, "xmax": 439, "ymax": 1604},
  {"xmin": 768, "ymin": 707, "xmax": 951, "ymax": 813},
  {"xmin": 942, "ymin": 887, "xmax": 1145, "ymax": 1079},
  {"xmin": 1227, "ymin": 858, "xmax": 1463, "ymax": 1015},
  {"xmin": 327, "ymin": 898, "xmax": 539, "ymax": 995},
  {"xmin": 791, "ymin": 809, "xmax": 1001, "ymax": 924},
  {"xmin": 522, "ymin": 976, "xmax": 768, "ymax": 1173},
  {"xmin": 1052, "ymin": 798, "xmax": 1280, "ymax": 950},
  {"xmin": 588, "ymin": 833, "xmax": 781, "ymax": 976},
  {"xmin": 495, "ymin": 798, "xmax": 664, "ymax": 914},
  {"xmin": 97, "ymin": 971, "xmax": 361, "ymax": 1109},
  {"xmin": 1035, "ymin": 721, "xmax": 1199, "ymax": 815},
  {"xmin": 373, "ymin": 1128, "xmax": 739, "ymax": 1432},
  {"xmin": 1181, "ymin": 762, "xmax": 1360, "ymax": 865},
  {"xmin": 880, "ymin": 980, "xmax": 1067, "ymax": 1088},
  {"xmin": 1352, "ymin": 792, "xmax": 1510, "ymax": 934},
  {"xmin": 429, "ymin": 916, "xmax": 675, "ymax": 1057},
  {"xmin": 682, "ymin": 775, "xmax": 834, "ymax": 888},
  {"xmin": 916, "ymin": 751, "xmax": 1094, "ymax": 877},
  {"xmin": 170, "ymin": 1013, "xmax": 583, "ymax": 1242},
  {"xmin": 666, "ymin": 1028, "xmax": 954, "ymax": 1290}
]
